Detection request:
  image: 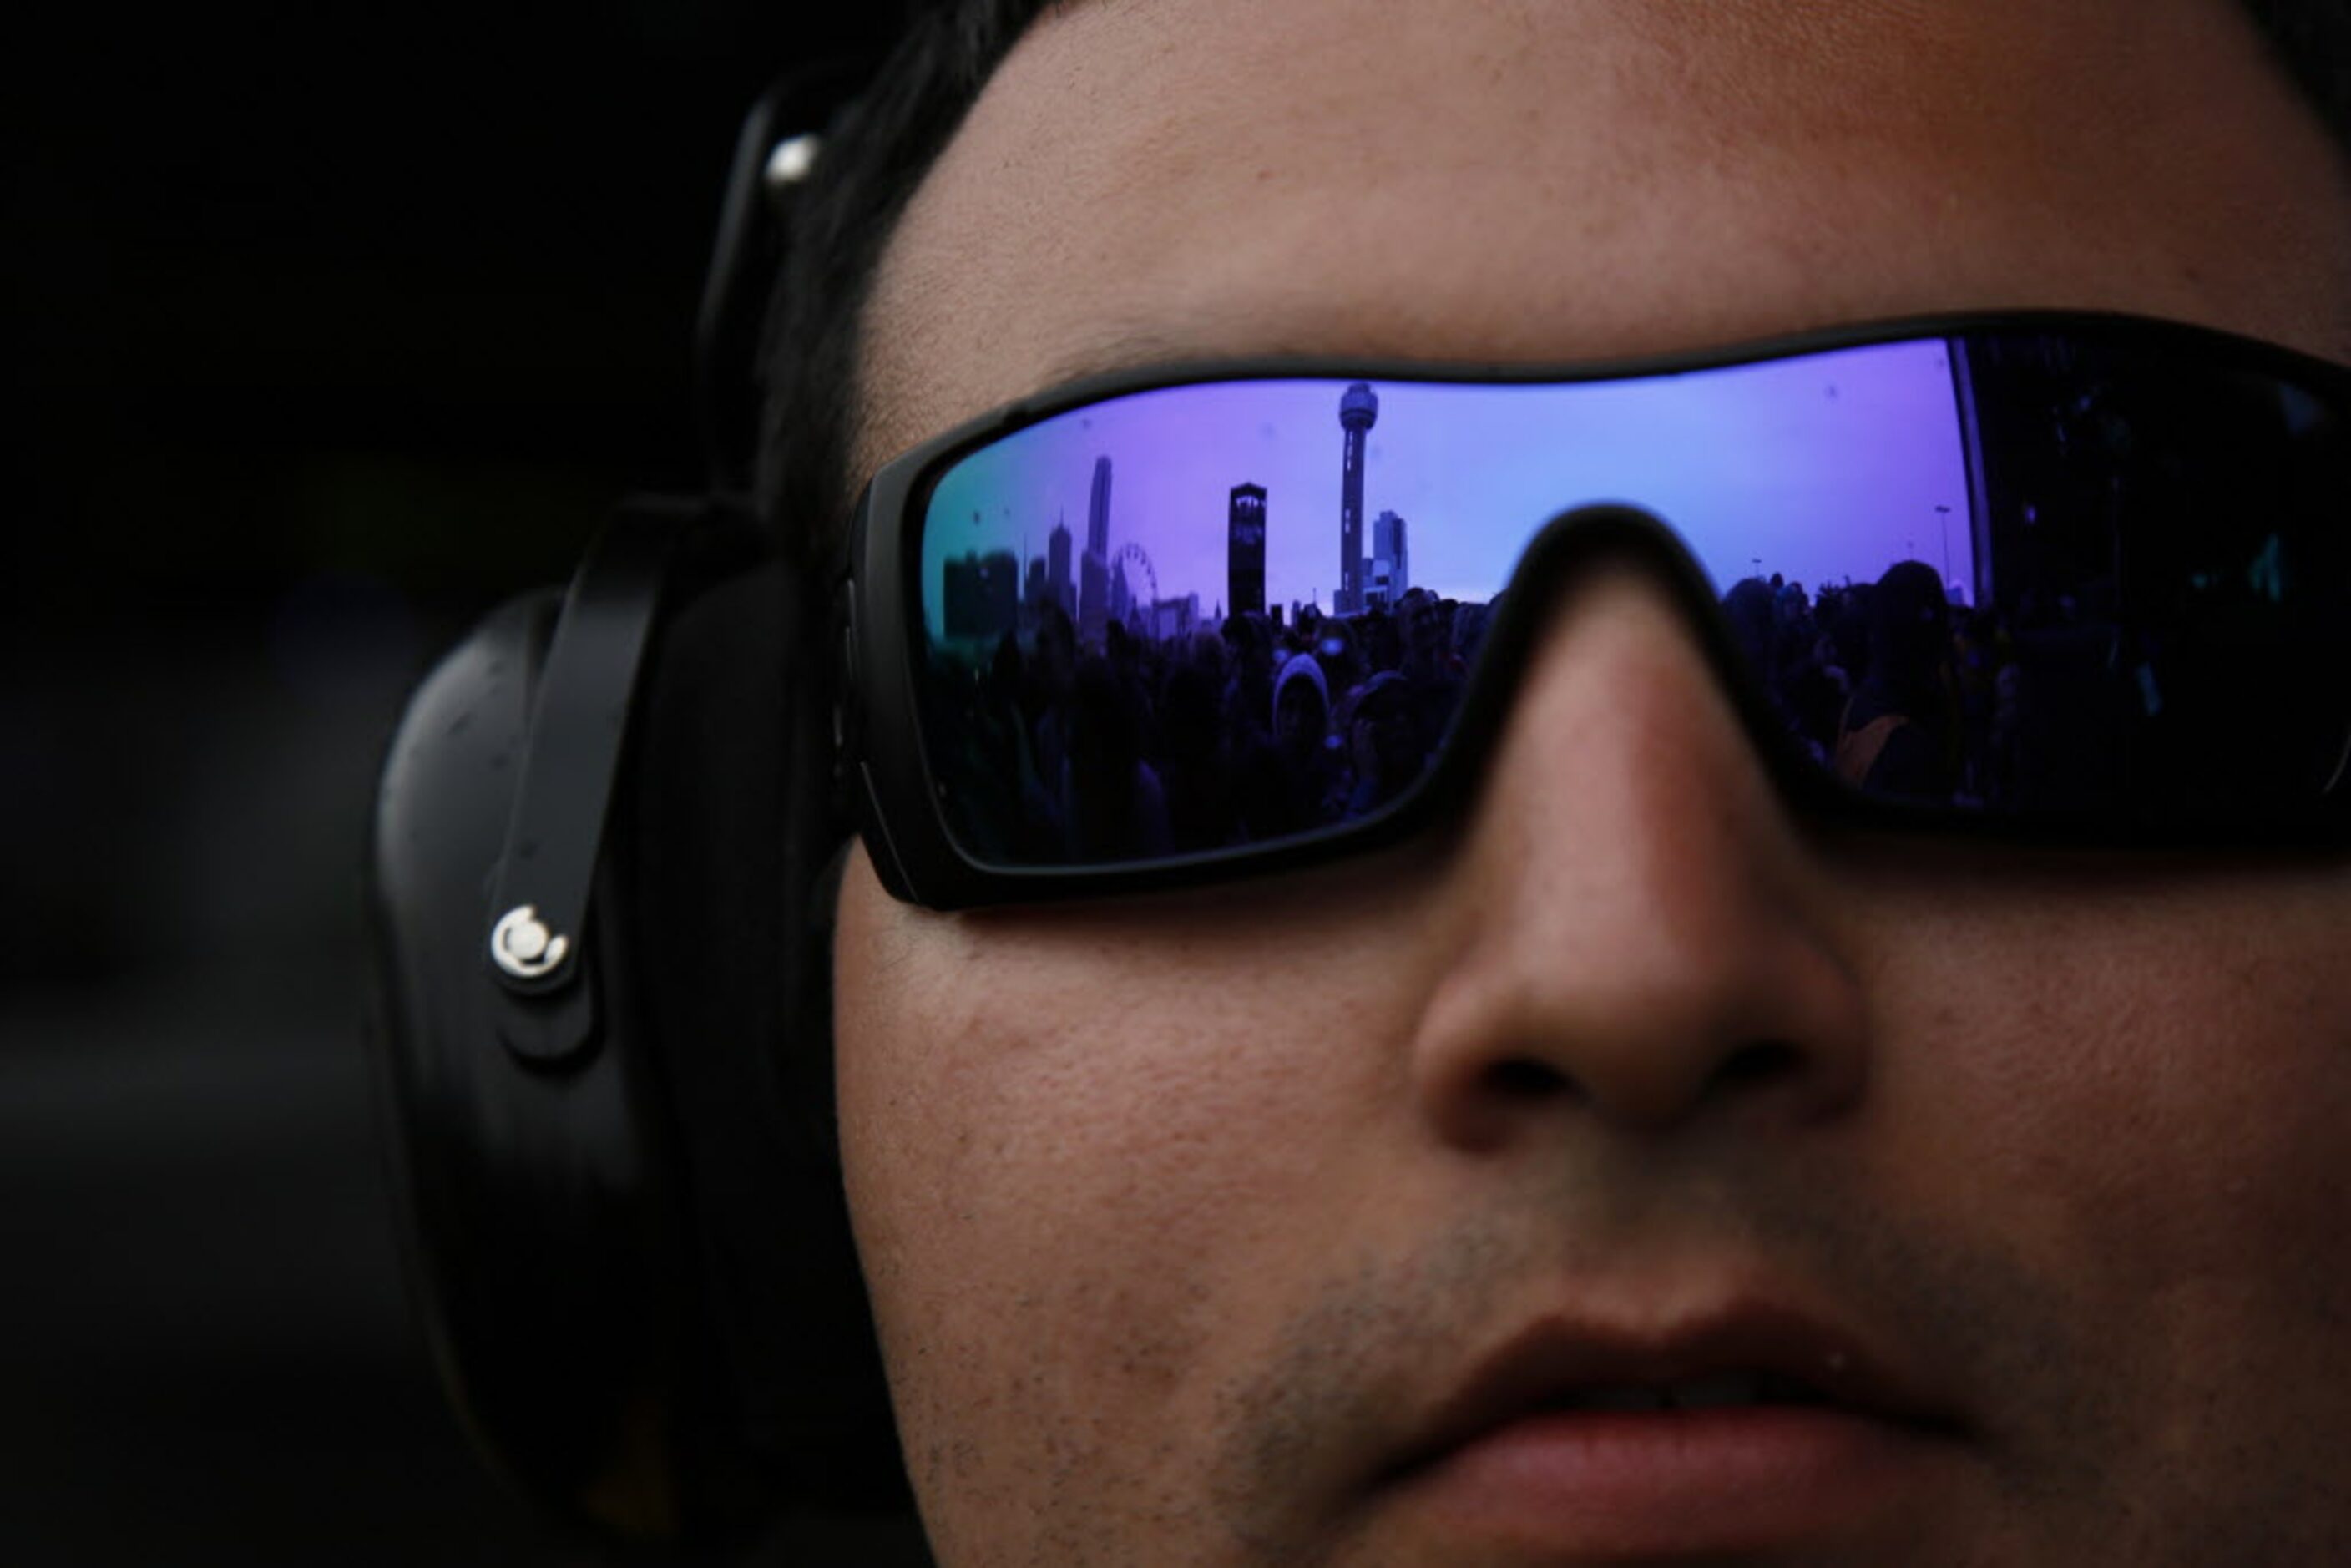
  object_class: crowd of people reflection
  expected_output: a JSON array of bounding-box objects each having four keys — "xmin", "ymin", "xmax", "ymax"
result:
[{"xmin": 923, "ymin": 554, "xmax": 2334, "ymax": 867}]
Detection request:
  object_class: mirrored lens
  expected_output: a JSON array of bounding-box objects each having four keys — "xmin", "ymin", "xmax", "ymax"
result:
[{"xmin": 910, "ymin": 329, "xmax": 2351, "ymax": 868}]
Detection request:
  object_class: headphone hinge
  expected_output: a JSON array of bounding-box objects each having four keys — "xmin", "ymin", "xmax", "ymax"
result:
[{"xmin": 485, "ymin": 498, "xmax": 689, "ymax": 1062}]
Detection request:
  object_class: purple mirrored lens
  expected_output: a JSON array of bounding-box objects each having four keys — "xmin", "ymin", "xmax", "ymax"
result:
[
  {"xmin": 924, "ymin": 341, "xmax": 1971, "ymax": 643},
  {"xmin": 909, "ymin": 330, "xmax": 2351, "ymax": 869}
]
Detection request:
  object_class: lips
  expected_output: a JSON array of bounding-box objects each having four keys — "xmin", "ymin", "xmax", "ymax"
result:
[
  {"xmin": 1363, "ymin": 1297, "xmax": 1974, "ymax": 1554},
  {"xmin": 1380, "ymin": 1298, "xmax": 1967, "ymax": 1486}
]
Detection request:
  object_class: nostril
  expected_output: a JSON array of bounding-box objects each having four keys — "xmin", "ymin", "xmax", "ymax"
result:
[
  {"xmin": 1479, "ymin": 1040, "xmax": 1797, "ymax": 1108},
  {"xmin": 1483, "ymin": 1057, "xmax": 1573, "ymax": 1100},
  {"xmin": 1716, "ymin": 1039, "xmax": 1802, "ymax": 1087}
]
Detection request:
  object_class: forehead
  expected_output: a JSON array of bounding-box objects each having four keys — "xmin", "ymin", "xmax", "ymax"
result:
[{"xmin": 857, "ymin": 0, "xmax": 2351, "ymax": 478}]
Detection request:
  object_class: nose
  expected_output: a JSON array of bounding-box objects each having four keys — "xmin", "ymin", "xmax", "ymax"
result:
[{"xmin": 1408, "ymin": 564, "xmax": 1870, "ymax": 1150}]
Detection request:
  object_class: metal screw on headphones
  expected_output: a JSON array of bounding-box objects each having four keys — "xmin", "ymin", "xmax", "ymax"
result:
[{"xmin": 488, "ymin": 905, "xmax": 567, "ymax": 982}]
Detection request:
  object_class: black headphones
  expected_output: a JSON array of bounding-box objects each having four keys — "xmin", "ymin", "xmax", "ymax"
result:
[{"xmin": 363, "ymin": 63, "xmax": 911, "ymax": 1551}]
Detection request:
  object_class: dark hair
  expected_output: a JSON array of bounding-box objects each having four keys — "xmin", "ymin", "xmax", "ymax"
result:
[
  {"xmin": 756, "ymin": 0, "xmax": 1060, "ymax": 565},
  {"xmin": 2241, "ymin": 0, "xmax": 2351, "ymax": 149},
  {"xmin": 758, "ymin": 0, "xmax": 2351, "ymax": 564}
]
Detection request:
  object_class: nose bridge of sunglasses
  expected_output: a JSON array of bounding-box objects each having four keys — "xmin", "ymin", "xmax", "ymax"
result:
[{"xmin": 1432, "ymin": 502, "xmax": 1811, "ymax": 793}]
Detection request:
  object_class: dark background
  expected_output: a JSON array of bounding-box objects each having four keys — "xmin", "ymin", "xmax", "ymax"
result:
[{"xmin": 9, "ymin": 4, "xmax": 906, "ymax": 1560}]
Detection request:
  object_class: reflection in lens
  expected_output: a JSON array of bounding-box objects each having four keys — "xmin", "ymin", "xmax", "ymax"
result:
[{"xmin": 912, "ymin": 329, "xmax": 2351, "ymax": 867}]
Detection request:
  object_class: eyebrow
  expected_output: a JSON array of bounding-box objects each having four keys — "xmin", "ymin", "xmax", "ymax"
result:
[
  {"xmin": 1023, "ymin": 321, "xmax": 1358, "ymax": 403},
  {"xmin": 857, "ymin": 324, "xmax": 1277, "ymax": 501},
  {"xmin": 1024, "ymin": 328, "xmax": 1211, "ymax": 399}
]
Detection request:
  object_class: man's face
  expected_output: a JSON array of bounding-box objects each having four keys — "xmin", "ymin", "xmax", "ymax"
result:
[{"xmin": 832, "ymin": 2, "xmax": 2351, "ymax": 1562}]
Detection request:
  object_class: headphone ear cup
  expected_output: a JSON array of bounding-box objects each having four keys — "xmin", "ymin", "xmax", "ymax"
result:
[
  {"xmin": 367, "ymin": 586, "xmax": 717, "ymax": 1544},
  {"xmin": 628, "ymin": 557, "xmax": 911, "ymax": 1515},
  {"xmin": 367, "ymin": 542, "xmax": 913, "ymax": 1551}
]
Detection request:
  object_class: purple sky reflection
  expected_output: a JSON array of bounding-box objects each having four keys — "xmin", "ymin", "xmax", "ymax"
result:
[{"xmin": 923, "ymin": 338, "xmax": 1974, "ymax": 640}]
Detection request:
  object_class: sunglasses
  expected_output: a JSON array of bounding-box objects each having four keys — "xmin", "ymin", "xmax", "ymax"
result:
[{"xmin": 838, "ymin": 312, "xmax": 2351, "ymax": 910}]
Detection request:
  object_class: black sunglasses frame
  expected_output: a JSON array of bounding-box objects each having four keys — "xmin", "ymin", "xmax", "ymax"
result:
[{"xmin": 838, "ymin": 310, "xmax": 2351, "ymax": 912}]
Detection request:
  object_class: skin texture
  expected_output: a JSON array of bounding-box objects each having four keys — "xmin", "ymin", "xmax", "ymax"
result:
[{"xmin": 833, "ymin": 1, "xmax": 2351, "ymax": 1562}]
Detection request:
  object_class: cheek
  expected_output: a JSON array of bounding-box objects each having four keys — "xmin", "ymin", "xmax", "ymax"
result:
[
  {"xmin": 832, "ymin": 854, "xmax": 1425, "ymax": 1500},
  {"xmin": 1868, "ymin": 873, "xmax": 2351, "ymax": 1339}
]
